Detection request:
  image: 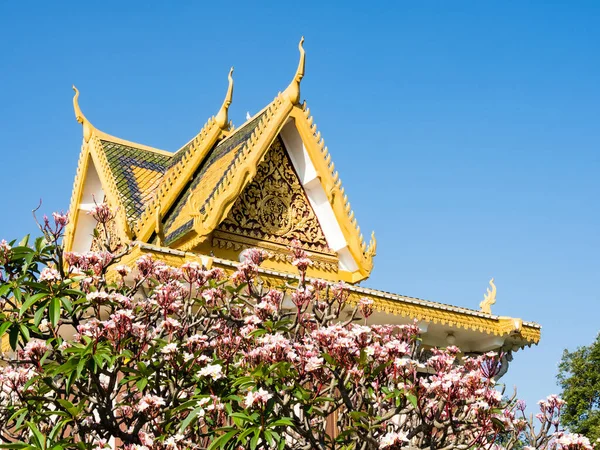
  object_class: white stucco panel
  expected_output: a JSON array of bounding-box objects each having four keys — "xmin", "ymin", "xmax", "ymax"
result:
[{"xmin": 279, "ymin": 120, "xmax": 359, "ymax": 273}]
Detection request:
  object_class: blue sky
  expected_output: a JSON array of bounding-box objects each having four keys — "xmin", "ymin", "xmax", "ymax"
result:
[{"xmin": 1, "ymin": 2, "xmax": 599, "ymax": 410}]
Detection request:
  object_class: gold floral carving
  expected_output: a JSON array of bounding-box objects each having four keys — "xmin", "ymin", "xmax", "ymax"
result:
[{"xmin": 217, "ymin": 137, "xmax": 333, "ymax": 257}]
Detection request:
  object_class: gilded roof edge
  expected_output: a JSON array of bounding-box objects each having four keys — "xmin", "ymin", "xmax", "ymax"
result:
[
  {"xmin": 289, "ymin": 104, "xmax": 376, "ymax": 281},
  {"xmin": 177, "ymin": 93, "xmax": 293, "ymax": 250},
  {"xmin": 94, "ymin": 129, "xmax": 172, "ymax": 157},
  {"xmin": 63, "ymin": 140, "xmax": 90, "ymax": 253},
  {"xmin": 133, "ymin": 117, "xmax": 222, "ymax": 242},
  {"xmin": 64, "ymin": 133, "xmax": 134, "ymax": 252},
  {"xmin": 129, "ymin": 242, "xmax": 541, "ymax": 346}
]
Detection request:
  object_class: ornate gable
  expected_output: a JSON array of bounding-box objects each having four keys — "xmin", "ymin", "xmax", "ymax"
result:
[
  {"xmin": 62, "ymin": 38, "xmax": 541, "ymax": 354},
  {"xmin": 213, "ymin": 136, "xmax": 338, "ymax": 272},
  {"xmin": 66, "ymin": 39, "xmax": 377, "ymax": 282}
]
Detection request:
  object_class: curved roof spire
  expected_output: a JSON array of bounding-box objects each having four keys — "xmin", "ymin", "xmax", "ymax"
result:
[
  {"xmin": 72, "ymin": 86, "xmax": 95, "ymax": 143},
  {"xmin": 283, "ymin": 37, "xmax": 305, "ymax": 105},
  {"xmin": 215, "ymin": 67, "xmax": 234, "ymax": 130}
]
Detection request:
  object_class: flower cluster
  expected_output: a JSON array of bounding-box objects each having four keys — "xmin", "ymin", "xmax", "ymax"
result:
[{"xmin": 0, "ymin": 207, "xmax": 593, "ymax": 450}]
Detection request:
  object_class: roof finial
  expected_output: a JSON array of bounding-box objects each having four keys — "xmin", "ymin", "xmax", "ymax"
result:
[
  {"xmin": 479, "ymin": 278, "xmax": 497, "ymax": 314},
  {"xmin": 283, "ymin": 37, "xmax": 305, "ymax": 105},
  {"xmin": 72, "ymin": 86, "xmax": 95, "ymax": 143},
  {"xmin": 215, "ymin": 67, "xmax": 234, "ymax": 130}
]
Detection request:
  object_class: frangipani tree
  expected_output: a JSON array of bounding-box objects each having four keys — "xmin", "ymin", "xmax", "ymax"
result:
[{"xmin": 0, "ymin": 206, "xmax": 593, "ymax": 450}]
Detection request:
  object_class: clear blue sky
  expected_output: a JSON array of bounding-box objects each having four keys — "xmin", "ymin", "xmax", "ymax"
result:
[{"xmin": 1, "ymin": 2, "xmax": 599, "ymax": 411}]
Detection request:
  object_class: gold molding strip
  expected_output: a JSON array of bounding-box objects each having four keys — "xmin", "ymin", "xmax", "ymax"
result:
[
  {"xmin": 290, "ymin": 106, "xmax": 376, "ymax": 280},
  {"xmin": 134, "ymin": 117, "xmax": 221, "ymax": 242},
  {"xmin": 128, "ymin": 242, "xmax": 541, "ymax": 346}
]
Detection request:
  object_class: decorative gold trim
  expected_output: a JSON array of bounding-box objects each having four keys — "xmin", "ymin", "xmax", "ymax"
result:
[
  {"xmin": 133, "ymin": 117, "xmax": 222, "ymax": 242},
  {"xmin": 124, "ymin": 243, "xmax": 541, "ymax": 346},
  {"xmin": 212, "ymin": 230, "xmax": 338, "ymax": 272},
  {"xmin": 1, "ymin": 334, "xmax": 11, "ymax": 354},
  {"xmin": 217, "ymin": 137, "xmax": 332, "ymax": 253},
  {"xmin": 249, "ymin": 264, "xmax": 540, "ymax": 345},
  {"xmin": 72, "ymin": 86, "xmax": 95, "ymax": 143},
  {"xmin": 479, "ymin": 278, "xmax": 497, "ymax": 314},
  {"xmin": 64, "ymin": 135, "xmax": 133, "ymax": 253},
  {"xmin": 72, "ymin": 86, "xmax": 171, "ymax": 157},
  {"xmin": 88, "ymin": 136, "xmax": 132, "ymax": 241},
  {"xmin": 178, "ymin": 93, "xmax": 294, "ymax": 250},
  {"xmin": 172, "ymin": 97, "xmax": 376, "ymax": 283},
  {"xmin": 498, "ymin": 317, "xmax": 523, "ymax": 335},
  {"xmin": 116, "ymin": 243, "xmax": 213, "ymax": 275},
  {"xmin": 215, "ymin": 67, "xmax": 234, "ymax": 130},
  {"xmin": 63, "ymin": 141, "xmax": 91, "ymax": 253},
  {"xmin": 213, "ymin": 229, "xmax": 335, "ymax": 258},
  {"xmin": 90, "ymin": 212, "xmax": 123, "ymax": 252},
  {"xmin": 94, "ymin": 129, "xmax": 172, "ymax": 156},
  {"xmin": 289, "ymin": 106, "xmax": 376, "ymax": 280},
  {"xmin": 283, "ymin": 37, "xmax": 305, "ymax": 105}
]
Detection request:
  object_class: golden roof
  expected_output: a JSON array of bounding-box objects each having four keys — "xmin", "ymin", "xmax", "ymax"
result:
[{"xmin": 62, "ymin": 38, "xmax": 541, "ymax": 350}]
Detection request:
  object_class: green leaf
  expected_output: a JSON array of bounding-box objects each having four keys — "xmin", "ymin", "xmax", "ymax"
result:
[
  {"xmin": 269, "ymin": 418, "xmax": 294, "ymax": 427},
  {"xmin": 49, "ymin": 297, "xmax": 60, "ymax": 327},
  {"xmin": 250, "ymin": 430, "xmax": 260, "ymax": 450},
  {"xmin": 56, "ymin": 399, "xmax": 78, "ymax": 417},
  {"xmin": 49, "ymin": 418, "xmax": 71, "ymax": 441},
  {"xmin": 136, "ymin": 377, "xmax": 148, "ymax": 392},
  {"xmin": 60, "ymin": 296, "xmax": 73, "ymax": 314},
  {"xmin": 19, "ymin": 293, "xmax": 48, "ymax": 317},
  {"xmin": 238, "ymin": 428, "xmax": 255, "ymax": 442},
  {"xmin": 178, "ymin": 405, "xmax": 205, "ymax": 432},
  {"xmin": 0, "ymin": 321, "xmax": 11, "ymax": 337},
  {"xmin": 207, "ymin": 429, "xmax": 238, "ymax": 450},
  {"xmin": 406, "ymin": 393, "xmax": 418, "ymax": 408},
  {"xmin": 229, "ymin": 412, "xmax": 256, "ymax": 423},
  {"xmin": 66, "ymin": 371, "xmax": 77, "ymax": 394},
  {"xmin": 26, "ymin": 421, "xmax": 45, "ymax": 449},
  {"xmin": 0, "ymin": 283, "xmax": 11, "ymax": 297},
  {"xmin": 9, "ymin": 324, "xmax": 19, "ymax": 350},
  {"xmin": 263, "ymin": 430, "xmax": 276, "ymax": 447},
  {"xmin": 322, "ymin": 353, "xmax": 336, "ymax": 365},
  {"xmin": 34, "ymin": 306, "xmax": 46, "ymax": 327},
  {"xmin": 19, "ymin": 323, "xmax": 30, "ymax": 341}
]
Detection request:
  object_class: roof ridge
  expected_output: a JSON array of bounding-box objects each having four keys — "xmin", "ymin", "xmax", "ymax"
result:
[
  {"xmin": 178, "ymin": 93, "xmax": 291, "ymax": 250},
  {"xmin": 130, "ymin": 241, "xmax": 541, "ymax": 344},
  {"xmin": 133, "ymin": 116, "xmax": 221, "ymax": 241},
  {"xmin": 200, "ymin": 98, "xmax": 282, "ymax": 215},
  {"xmin": 292, "ymin": 102, "xmax": 376, "ymax": 278},
  {"xmin": 96, "ymin": 130, "xmax": 172, "ymax": 156}
]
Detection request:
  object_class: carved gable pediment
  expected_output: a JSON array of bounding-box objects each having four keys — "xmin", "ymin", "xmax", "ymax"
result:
[{"xmin": 213, "ymin": 136, "xmax": 338, "ymax": 272}]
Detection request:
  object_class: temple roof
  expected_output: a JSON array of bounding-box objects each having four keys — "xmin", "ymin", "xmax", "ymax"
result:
[
  {"xmin": 65, "ymin": 45, "xmax": 376, "ymax": 281},
  {"xmin": 61, "ymin": 38, "xmax": 541, "ymax": 350}
]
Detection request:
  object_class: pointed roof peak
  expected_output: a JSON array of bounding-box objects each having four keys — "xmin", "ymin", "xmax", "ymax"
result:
[
  {"xmin": 72, "ymin": 85, "xmax": 96, "ymax": 143},
  {"xmin": 283, "ymin": 37, "xmax": 305, "ymax": 105},
  {"xmin": 215, "ymin": 67, "xmax": 234, "ymax": 130}
]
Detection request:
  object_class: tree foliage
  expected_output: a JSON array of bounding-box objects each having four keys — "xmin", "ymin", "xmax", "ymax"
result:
[
  {"xmin": 558, "ymin": 333, "xmax": 600, "ymax": 442},
  {"xmin": 0, "ymin": 205, "xmax": 594, "ymax": 450}
]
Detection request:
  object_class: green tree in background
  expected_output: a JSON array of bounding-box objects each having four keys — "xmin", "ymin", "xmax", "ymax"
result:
[{"xmin": 558, "ymin": 333, "xmax": 600, "ymax": 442}]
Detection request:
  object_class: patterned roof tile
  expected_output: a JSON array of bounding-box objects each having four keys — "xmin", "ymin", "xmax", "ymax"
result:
[
  {"xmin": 100, "ymin": 140, "xmax": 171, "ymax": 224},
  {"xmin": 162, "ymin": 113, "xmax": 265, "ymax": 245}
]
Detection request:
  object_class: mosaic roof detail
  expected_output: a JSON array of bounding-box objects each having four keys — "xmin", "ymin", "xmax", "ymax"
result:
[
  {"xmin": 162, "ymin": 113, "xmax": 266, "ymax": 245},
  {"xmin": 100, "ymin": 140, "xmax": 171, "ymax": 223}
]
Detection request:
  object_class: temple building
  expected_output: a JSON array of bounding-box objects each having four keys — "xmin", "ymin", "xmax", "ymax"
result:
[{"xmin": 62, "ymin": 38, "xmax": 540, "ymax": 365}]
